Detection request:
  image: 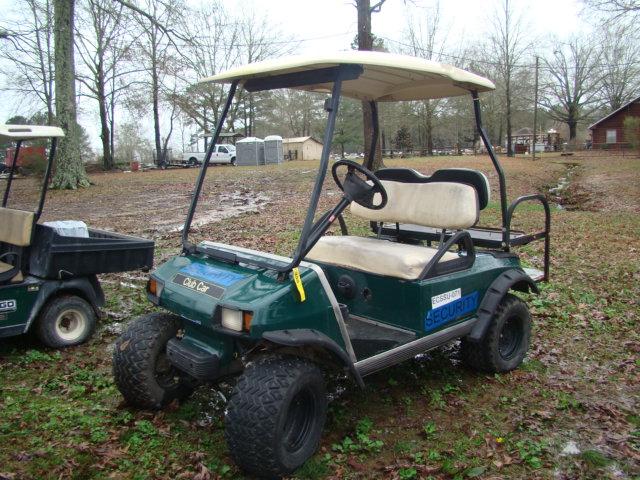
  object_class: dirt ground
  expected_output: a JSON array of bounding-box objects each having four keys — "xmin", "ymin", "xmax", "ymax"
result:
[{"xmin": 0, "ymin": 153, "xmax": 638, "ymax": 480}]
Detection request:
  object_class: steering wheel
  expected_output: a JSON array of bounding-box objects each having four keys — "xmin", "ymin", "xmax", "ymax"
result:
[{"xmin": 331, "ymin": 159, "xmax": 388, "ymax": 210}]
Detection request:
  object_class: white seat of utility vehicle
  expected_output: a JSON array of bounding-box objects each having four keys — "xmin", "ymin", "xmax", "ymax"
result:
[
  {"xmin": 306, "ymin": 180, "xmax": 479, "ymax": 280},
  {"xmin": 0, "ymin": 207, "xmax": 35, "ymax": 283},
  {"xmin": 0, "ymin": 207, "xmax": 35, "ymax": 247},
  {"xmin": 0, "ymin": 261, "xmax": 23, "ymax": 282},
  {"xmin": 307, "ymin": 235, "xmax": 458, "ymax": 280},
  {"xmin": 0, "ymin": 261, "xmax": 13, "ymax": 274}
]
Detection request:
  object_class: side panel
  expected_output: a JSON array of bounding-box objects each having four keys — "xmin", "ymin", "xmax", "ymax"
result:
[
  {"xmin": 0, "ymin": 280, "xmax": 41, "ymax": 337},
  {"xmin": 0, "ymin": 275, "xmax": 104, "ymax": 338},
  {"xmin": 316, "ymin": 253, "xmax": 521, "ymax": 336}
]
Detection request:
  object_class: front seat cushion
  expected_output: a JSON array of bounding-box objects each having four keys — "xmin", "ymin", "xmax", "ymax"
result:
[{"xmin": 306, "ymin": 236, "xmax": 458, "ymax": 280}]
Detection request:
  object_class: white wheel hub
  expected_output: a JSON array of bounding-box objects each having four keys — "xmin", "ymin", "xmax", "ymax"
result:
[{"xmin": 54, "ymin": 309, "xmax": 87, "ymax": 341}]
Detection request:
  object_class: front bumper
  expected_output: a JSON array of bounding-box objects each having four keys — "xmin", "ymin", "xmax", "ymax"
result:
[{"xmin": 166, "ymin": 338, "xmax": 220, "ymax": 381}]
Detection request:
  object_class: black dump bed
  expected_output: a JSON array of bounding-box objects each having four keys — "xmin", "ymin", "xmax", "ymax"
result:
[{"xmin": 29, "ymin": 224, "xmax": 154, "ymax": 279}]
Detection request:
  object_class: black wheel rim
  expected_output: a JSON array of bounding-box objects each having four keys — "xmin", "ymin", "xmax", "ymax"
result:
[
  {"xmin": 282, "ymin": 388, "xmax": 316, "ymax": 454},
  {"xmin": 499, "ymin": 316, "xmax": 522, "ymax": 360}
]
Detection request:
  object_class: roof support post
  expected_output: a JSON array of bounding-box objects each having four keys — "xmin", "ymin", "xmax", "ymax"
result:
[
  {"xmin": 2, "ymin": 139, "xmax": 22, "ymax": 208},
  {"xmin": 289, "ymin": 72, "xmax": 344, "ymax": 269},
  {"xmin": 36, "ymin": 138, "xmax": 58, "ymax": 220},
  {"xmin": 365, "ymin": 100, "xmax": 379, "ymax": 170},
  {"xmin": 182, "ymin": 81, "xmax": 239, "ymax": 251},
  {"xmin": 472, "ymin": 91, "xmax": 509, "ymax": 249}
]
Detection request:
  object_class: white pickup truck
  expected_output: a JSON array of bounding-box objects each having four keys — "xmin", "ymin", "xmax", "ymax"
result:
[{"xmin": 182, "ymin": 144, "xmax": 236, "ymax": 166}]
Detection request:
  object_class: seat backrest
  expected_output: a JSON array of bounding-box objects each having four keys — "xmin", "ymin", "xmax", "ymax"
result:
[
  {"xmin": 376, "ymin": 167, "xmax": 490, "ymax": 210},
  {"xmin": 350, "ymin": 180, "xmax": 479, "ymax": 230},
  {"xmin": 0, "ymin": 208, "xmax": 35, "ymax": 246}
]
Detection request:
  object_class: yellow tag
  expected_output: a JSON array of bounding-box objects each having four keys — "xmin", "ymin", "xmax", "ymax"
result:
[{"xmin": 292, "ymin": 267, "xmax": 306, "ymax": 302}]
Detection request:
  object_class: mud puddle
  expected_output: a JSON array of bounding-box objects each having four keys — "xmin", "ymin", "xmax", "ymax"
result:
[{"xmin": 170, "ymin": 190, "xmax": 270, "ymax": 232}]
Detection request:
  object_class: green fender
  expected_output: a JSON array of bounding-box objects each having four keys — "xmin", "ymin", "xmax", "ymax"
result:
[
  {"xmin": 467, "ymin": 268, "xmax": 538, "ymax": 342},
  {"xmin": 262, "ymin": 329, "xmax": 364, "ymax": 387},
  {"xmin": 24, "ymin": 275, "xmax": 104, "ymax": 332}
]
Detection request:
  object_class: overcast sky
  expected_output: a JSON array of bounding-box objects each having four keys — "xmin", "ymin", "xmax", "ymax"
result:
[{"xmin": 0, "ymin": 0, "xmax": 588, "ymax": 149}]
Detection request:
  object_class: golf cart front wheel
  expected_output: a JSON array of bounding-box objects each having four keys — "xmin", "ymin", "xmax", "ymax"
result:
[
  {"xmin": 113, "ymin": 312, "xmax": 194, "ymax": 409},
  {"xmin": 35, "ymin": 295, "xmax": 97, "ymax": 348},
  {"xmin": 462, "ymin": 293, "xmax": 531, "ymax": 373},
  {"xmin": 225, "ymin": 355, "xmax": 328, "ymax": 478}
]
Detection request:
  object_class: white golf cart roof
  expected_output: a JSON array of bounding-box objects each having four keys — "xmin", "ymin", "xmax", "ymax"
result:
[
  {"xmin": 0, "ymin": 124, "xmax": 65, "ymax": 140},
  {"xmin": 200, "ymin": 51, "xmax": 495, "ymax": 101}
]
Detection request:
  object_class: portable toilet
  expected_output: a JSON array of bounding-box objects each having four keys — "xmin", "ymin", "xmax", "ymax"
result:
[
  {"xmin": 236, "ymin": 137, "xmax": 265, "ymax": 166},
  {"xmin": 264, "ymin": 135, "xmax": 284, "ymax": 164}
]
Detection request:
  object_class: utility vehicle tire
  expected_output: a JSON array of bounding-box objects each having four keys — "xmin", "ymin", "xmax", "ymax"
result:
[
  {"xmin": 462, "ymin": 293, "xmax": 531, "ymax": 373},
  {"xmin": 113, "ymin": 312, "xmax": 194, "ymax": 409},
  {"xmin": 225, "ymin": 355, "xmax": 328, "ymax": 478},
  {"xmin": 230, "ymin": 157, "xmax": 236, "ymax": 166},
  {"xmin": 35, "ymin": 295, "xmax": 97, "ymax": 348}
]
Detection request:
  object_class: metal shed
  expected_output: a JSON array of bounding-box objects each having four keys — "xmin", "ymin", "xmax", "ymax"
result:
[
  {"xmin": 264, "ymin": 135, "xmax": 284, "ymax": 164},
  {"xmin": 236, "ymin": 137, "xmax": 265, "ymax": 166}
]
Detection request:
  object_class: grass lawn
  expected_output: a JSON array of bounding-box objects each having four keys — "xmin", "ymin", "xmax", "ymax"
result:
[{"xmin": 1, "ymin": 153, "xmax": 638, "ymax": 479}]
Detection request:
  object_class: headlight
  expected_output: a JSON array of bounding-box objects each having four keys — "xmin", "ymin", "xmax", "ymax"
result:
[
  {"xmin": 221, "ymin": 308, "xmax": 253, "ymax": 332},
  {"xmin": 147, "ymin": 277, "xmax": 164, "ymax": 305}
]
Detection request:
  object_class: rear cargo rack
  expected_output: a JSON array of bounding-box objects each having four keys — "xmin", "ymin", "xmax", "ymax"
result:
[
  {"xmin": 376, "ymin": 194, "xmax": 551, "ymax": 282},
  {"xmin": 29, "ymin": 225, "xmax": 154, "ymax": 279}
]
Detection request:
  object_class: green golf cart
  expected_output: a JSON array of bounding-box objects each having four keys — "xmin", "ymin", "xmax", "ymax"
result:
[
  {"xmin": 0, "ymin": 125, "xmax": 154, "ymax": 348},
  {"xmin": 112, "ymin": 51, "xmax": 551, "ymax": 478}
]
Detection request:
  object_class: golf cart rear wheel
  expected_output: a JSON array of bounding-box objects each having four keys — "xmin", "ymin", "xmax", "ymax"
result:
[
  {"xmin": 462, "ymin": 293, "xmax": 531, "ymax": 373},
  {"xmin": 113, "ymin": 312, "xmax": 194, "ymax": 409},
  {"xmin": 225, "ymin": 355, "xmax": 327, "ymax": 478},
  {"xmin": 35, "ymin": 295, "xmax": 96, "ymax": 348}
]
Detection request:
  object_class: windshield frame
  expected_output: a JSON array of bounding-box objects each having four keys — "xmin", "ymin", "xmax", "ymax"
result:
[
  {"xmin": 180, "ymin": 66, "xmax": 362, "ymax": 274},
  {"xmin": 2, "ymin": 137, "xmax": 59, "ymax": 220}
]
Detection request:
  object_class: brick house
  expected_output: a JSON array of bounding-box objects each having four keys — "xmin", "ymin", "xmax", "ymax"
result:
[{"xmin": 589, "ymin": 95, "xmax": 640, "ymax": 148}]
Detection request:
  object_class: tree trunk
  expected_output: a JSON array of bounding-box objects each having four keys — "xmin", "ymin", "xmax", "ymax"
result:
[
  {"xmin": 357, "ymin": 0, "xmax": 383, "ymax": 171},
  {"xmin": 97, "ymin": 64, "xmax": 113, "ymax": 170},
  {"xmin": 109, "ymin": 96, "xmax": 115, "ymax": 166},
  {"xmin": 51, "ymin": 0, "xmax": 89, "ymax": 189},
  {"xmin": 506, "ymin": 77, "xmax": 513, "ymax": 156},
  {"xmin": 152, "ymin": 71, "xmax": 162, "ymax": 164},
  {"xmin": 425, "ymin": 101, "xmax": 434, "ymax": 155},
  {"xmin": 150, "ymin": 30, "xmax": 163, "ymax": 166},
  {"xmin": 568, "ymin": 119, "xmax": 577, "ymax": 141}
]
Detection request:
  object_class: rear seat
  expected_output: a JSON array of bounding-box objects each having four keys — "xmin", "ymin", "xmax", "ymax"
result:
[
  {"xmin": 306, "ymin": 179, "xmax": 479, "ymax": 280},
  {"xmin": 376, "ymin": 167, "xmax": 490, "ymax": 209}
]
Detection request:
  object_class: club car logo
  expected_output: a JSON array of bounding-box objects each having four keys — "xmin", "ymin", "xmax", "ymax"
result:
[
  {"xmin": 0, "ymin": 299, "xmax": 17, "ymax": 313},
  {"xmin": 173, "ymin": 273, "xmax": 224, "ymax": 299},
  {"xmin": 425, "ymin": 291, "xmax": 479, "ymax": 331},
  {"xmin": 183, "ymin": 276, "xmax": 211, "ymax": 293}
]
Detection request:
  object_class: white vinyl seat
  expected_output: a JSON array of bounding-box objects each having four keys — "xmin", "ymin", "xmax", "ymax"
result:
[
  {"xmin": 0, "ymin": 207, "xmax": 35, "ymax": 283},
  {"xmin": 0, "ymin": 261, "xmax": 13, "ymax": 274},
  {"xmin": 306, "ymin": 236, "xmax": 458, "ymax": 280},
  {"xmin": 0, "ymin": 261, "xmax": 23, "ymax": 282},
  {"xmin": 306, "ymin": 180, "xmax": 480, "ymax": 280}
]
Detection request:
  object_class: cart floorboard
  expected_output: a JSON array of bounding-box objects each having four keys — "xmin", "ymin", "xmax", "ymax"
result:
[{"xmin": 346, "ymin": 314, "xmax": 416, "ymax": 360}]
